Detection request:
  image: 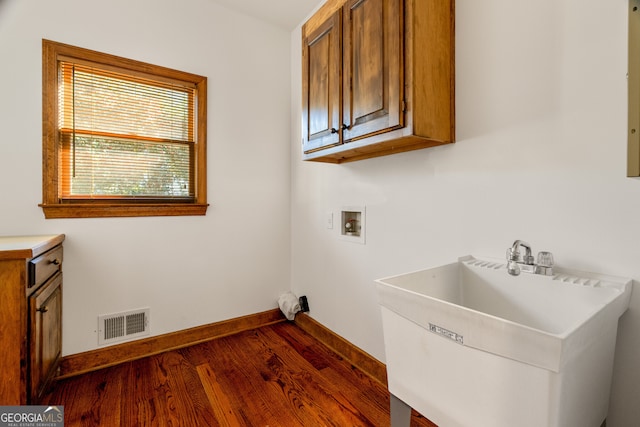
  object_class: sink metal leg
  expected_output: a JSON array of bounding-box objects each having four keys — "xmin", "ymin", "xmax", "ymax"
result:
[{"xmin": 390, "ymin": 394, "xmax": 412, "ymax": 427}]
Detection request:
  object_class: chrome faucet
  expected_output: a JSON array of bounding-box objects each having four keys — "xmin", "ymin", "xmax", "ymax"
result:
[{"xmin": 506, "ymin": 240, "xmax": 554, "ymax": 276}]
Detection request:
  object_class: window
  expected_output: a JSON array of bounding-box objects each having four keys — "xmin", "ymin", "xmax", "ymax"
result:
[{"xmin": 41, "ymin": 39, "xmax": 208, "ymax": 218}]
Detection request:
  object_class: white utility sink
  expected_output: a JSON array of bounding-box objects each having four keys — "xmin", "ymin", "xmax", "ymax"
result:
[{"xmin": 376, "ymin": 255, "xmax": 632, "ymax": 427}]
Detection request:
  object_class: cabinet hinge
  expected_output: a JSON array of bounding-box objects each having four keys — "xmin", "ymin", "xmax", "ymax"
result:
[{"xmin": 402, "ymin": 100, "xmax": 407, "ymax": 112}]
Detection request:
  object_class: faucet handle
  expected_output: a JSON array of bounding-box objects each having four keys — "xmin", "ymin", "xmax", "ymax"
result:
[{"xmin": 537, "ymin": 251, "xmax": 554, "ymax": 268}]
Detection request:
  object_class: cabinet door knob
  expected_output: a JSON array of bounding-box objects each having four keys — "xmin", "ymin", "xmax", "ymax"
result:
[
  {"xmin": 37, "ymin": 306, "xmax": 49, "ymax": 313},
  {"xmin": 341, "ymin": 123, "xmax": 350, "ymax": 131},
  {"xmin": 51, "ymin": 259, "xmax": 60, "ymax": 266},
  {"xmin": 330, "ymin": 127, "xmax": 339, "ymax": 134}
]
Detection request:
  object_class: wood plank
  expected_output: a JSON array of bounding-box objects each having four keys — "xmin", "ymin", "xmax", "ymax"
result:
[
  {"xmin": 119, "ymin": 358, "xmax": 165, "ymax": 427},
  {"xmin": 41, "ymin": 322, "xmax": 436, "ymax": 426},
  {"xmin": 55, "ymin": 365, "xmax": 124, "ymax": 426},
  {"xmin": 156, "ymin": 351, "xmax": 218, "ymax": 426},
  {"xmin": 202, "ymin": 332, "xmax": 301, "ymax": 426},
  {"xmin": 294, "ymin": 312, "xmax": 388, "ymax": 385},
  {"xmin": 271, "ymin": 322, "xmax": 390, "ymax": 423},
  {"xmin": 234, "ymin": 328, "xmax": 375, "ymax": 425},
  {"xmin": 196, "ymin": 363, "xmax": 243, "ymax": 426},
  {"xmin": 58, "ymin": 308, "xmax": 286, "ymax": 378},
  {"xmin": 254, "ymin": 326, "xmax": 380, "ymax": 425}
]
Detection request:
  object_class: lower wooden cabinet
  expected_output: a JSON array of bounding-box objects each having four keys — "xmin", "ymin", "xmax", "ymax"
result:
[
  {"xmin": 29, "ymin": 272, "xmax": 62, "ymax": 402},
  {"xmin": 0, "ymin": 234, "xmax": 65, "ymax": 404}
]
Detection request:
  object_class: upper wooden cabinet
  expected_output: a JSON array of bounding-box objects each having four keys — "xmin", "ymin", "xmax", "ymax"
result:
[
  {"xmin": 301, "ymin": 0, "xmax": 455, "ymax": 163},
  {"xmin": 302, "ymin": 10, "xmax": 342, "ymax": 153}
]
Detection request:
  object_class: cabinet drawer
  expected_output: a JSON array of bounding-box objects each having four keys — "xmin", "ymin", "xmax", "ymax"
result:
[{"xmin": 28, "ymin": 246, "xmax": 63, "ymax": 290}]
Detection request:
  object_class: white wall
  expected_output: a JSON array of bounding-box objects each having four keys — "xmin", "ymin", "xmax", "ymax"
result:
[
  {"xmin": 291, "ymin": 0, "xmax": 640, "ymax": 425},
  {"xmin": 0, "ymin": 0, "xmax": 292, "ymax": 356}
]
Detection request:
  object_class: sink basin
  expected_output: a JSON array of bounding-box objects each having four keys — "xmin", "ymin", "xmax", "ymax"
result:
[{"xmin": 375, "ymin": 255, "xmax": 632, "ymax": 427}]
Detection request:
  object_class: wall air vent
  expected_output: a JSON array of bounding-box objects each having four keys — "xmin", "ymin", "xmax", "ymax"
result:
[{"xmin": 98, "ymin": 308, "xmax": 150, "ymax": 345}]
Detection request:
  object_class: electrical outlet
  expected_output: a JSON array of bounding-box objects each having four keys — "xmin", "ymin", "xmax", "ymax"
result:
[{"xmin": 326, "ymin": 212, "xmax": 334, "ymax": 229}]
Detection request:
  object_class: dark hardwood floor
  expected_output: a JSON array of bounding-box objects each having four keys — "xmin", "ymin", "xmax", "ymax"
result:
[{"xmin": 41, "ymin": 321, "xmax": 436, "ymax": 426}]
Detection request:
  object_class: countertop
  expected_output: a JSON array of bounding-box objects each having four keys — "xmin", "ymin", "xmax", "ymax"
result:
[{"xmin": 0, "ymin": 234, "xmax": 66, "ymax": 260}]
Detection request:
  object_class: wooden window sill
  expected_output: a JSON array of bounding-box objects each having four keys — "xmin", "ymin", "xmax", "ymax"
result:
[{"xmin": 40, "ymin": 203, "xmax": 209, "ymax": 219}]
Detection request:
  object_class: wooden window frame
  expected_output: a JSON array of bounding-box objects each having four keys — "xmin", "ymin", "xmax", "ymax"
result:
[
  {"xmin": 629, "ymin": 0, "xmax": 640, "ymax": 176},
  {"xmin": 41, "ymin": 39, "xmax": 208, "ymax": 218}
]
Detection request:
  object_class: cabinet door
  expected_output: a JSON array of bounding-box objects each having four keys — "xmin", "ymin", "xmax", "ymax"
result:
[
  {"xmin": 302, "ymin": 11, "xmax": 342, "ymax": 153},
  {"xmin": 29, "ymin": 273, "xmax": 62, "ymax": 401},
  {"xmin": 342, "ymin": 0, "xmax": 403, "ymax": 142}
]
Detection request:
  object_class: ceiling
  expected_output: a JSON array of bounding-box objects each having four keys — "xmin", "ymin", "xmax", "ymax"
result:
[{"xmin": 211, "ymin": 0, "xmax": 321, "ymax": 31}]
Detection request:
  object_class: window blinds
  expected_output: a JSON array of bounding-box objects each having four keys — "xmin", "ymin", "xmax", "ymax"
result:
[{"xmin": 57, "ymin": 61, "xmax": 196, "ymax": 200}]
